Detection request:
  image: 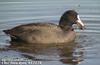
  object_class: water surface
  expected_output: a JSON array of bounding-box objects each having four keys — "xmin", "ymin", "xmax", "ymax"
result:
[{"xmin": 0, "ymin": 0, "xmax": 100, "ymax": 65}]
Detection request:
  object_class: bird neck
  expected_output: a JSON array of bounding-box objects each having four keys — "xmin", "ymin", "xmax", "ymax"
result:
[{"xmin": 59, "ymin": 18, "xmax": 73, "ymax": 31}]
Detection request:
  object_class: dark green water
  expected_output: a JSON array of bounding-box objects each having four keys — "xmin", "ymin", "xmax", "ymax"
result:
[{"xmin": 0, "ymin": 0, "xmax": 100, "ymax": 65}]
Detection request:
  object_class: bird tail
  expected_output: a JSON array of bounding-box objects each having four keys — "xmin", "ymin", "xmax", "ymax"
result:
[{"xmin": 3, "ymin": 29, "xmax": 11, "ymax": 34}]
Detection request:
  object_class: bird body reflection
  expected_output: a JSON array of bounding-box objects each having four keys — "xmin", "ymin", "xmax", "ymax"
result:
[{"xmin": 8, "ymin": 41, "xmax": 84, "ymax": 65}]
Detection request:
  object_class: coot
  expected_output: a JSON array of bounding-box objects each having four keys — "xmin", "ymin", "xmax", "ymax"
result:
[{"xmin": 3, "ymin": 10, "xmax": 85, "ymax": 44}]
